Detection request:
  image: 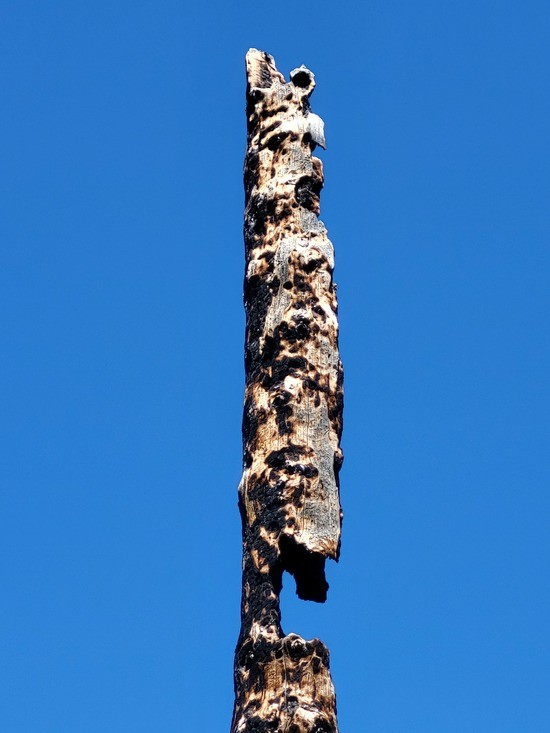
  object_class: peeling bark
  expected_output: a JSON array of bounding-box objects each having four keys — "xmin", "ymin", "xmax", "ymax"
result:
[{"xmin": 231, "ymin": 50, "xmax": 343, "ymax": 733}]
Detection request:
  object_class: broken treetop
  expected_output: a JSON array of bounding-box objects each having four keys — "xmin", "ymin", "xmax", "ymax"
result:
[
  {"xmin": 232, "ymin": 49, "xmax": 344, "ymax": 733},
  {"xmin": 241, "ymin": 48, "xmax": 343, "ymax": 602}
]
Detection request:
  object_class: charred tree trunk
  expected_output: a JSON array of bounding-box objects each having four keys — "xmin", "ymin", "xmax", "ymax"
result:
[{"xmin": 231, "ymin": 50, "xmax": 344, "ymax": 733}]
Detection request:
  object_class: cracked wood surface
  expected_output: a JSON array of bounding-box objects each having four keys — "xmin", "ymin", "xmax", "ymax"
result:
[{"xmin": 231, "ymin": 50, "xmax": 343, "ymax": 733}]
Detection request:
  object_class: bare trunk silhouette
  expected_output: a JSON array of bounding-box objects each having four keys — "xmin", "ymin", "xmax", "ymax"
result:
[{"xmin": 231, "ymin": 50, "xmax": 344, "ymax": 733}]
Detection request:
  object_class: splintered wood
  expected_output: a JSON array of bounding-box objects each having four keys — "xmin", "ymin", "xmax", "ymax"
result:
[{"xmin": 231, "ymin": 50, "xmax": 343, "ymax": 733}]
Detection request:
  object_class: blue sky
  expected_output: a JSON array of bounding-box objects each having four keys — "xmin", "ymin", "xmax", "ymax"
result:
[{"xmin": 1, "ymin": 1, "xmax": 549, "ymax": 731}]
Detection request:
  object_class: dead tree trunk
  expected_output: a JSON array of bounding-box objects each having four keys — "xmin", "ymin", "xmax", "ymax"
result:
[{"xmin": 231, "ymin": 49, "xmax": 344, "ymax": 733}]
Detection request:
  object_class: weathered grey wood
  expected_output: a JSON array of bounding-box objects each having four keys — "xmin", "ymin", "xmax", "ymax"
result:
[{"xmin": 231, "ymin": 49, "xmax": 343, "ymax": 733}]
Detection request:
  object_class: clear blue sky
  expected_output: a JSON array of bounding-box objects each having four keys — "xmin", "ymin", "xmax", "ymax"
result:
[{"xmin": 2, "ymin": 1, "xmax": 549, "ymax": 731}]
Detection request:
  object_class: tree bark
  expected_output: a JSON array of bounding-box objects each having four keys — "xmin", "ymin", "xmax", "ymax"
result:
[{"xmin": 231, "ymin": 49, "xmax": 343, "ymax": 733}]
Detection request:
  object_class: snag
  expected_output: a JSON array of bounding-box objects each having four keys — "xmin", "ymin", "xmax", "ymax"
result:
[{"xmin": 231, "ymin": 50, "xmax": 344, "ymax": 733}]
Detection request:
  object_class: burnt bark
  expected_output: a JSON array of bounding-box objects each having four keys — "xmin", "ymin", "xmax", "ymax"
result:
[{"xmin": 231, "ymin": 50, "xmax": 343, "ymax": 733}]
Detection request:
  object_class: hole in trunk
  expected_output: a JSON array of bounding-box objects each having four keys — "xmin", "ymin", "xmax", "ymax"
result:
[{"xmin": 279, "ymin": 534, "xmax": 328, "ymax": 603}]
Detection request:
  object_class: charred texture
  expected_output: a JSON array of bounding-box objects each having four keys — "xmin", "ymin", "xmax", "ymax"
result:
[{"xmin": 232, "ymin": 50, "xmax": 343, "ymax": 733}]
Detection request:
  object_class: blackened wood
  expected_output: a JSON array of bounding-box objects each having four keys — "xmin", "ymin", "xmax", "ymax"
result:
[{"xmin": 231, "ymin": 49, "xmax": 343, "ymax": 733}]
